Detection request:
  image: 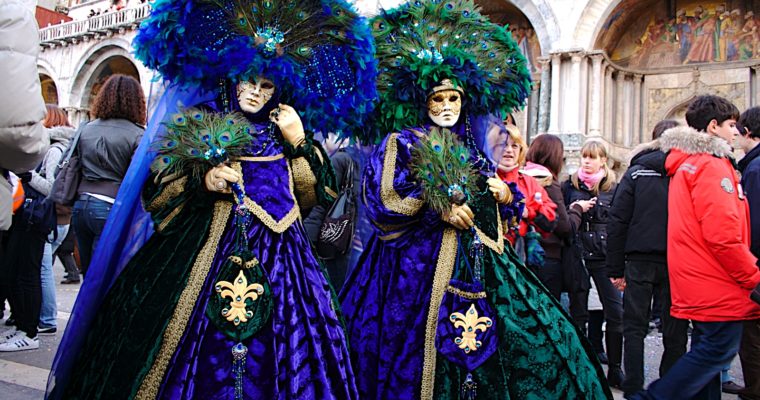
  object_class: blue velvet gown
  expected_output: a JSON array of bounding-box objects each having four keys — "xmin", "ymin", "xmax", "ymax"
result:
[
  {"xmin": 56, "ymin": 124, "xmax": 358, "ymax": 399},
  {"xmin": 340, "ymin": 126, "xmax": 611, "ymax": 399}
]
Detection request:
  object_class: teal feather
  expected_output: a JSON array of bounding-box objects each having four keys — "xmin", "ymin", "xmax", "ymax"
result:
[
  {"xmin": 150, "ymin": 109, "xmax": 254, "ymax": 181},
  {"xmin": 411, "ymin": 127, "xmax": 477, "ymax": 216}
]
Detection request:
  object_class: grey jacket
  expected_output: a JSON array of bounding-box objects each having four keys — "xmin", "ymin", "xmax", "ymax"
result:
[
  {"xmin": 29, "ymin": 126, "xmax": 76, "ymax": 197},
  {"xmin": 0, "ymin": 0, "xmax": 49, "ymax": 230},
  {"xmin": 76, "ymin": 119, "xmax": 144, "ymax": 198}
]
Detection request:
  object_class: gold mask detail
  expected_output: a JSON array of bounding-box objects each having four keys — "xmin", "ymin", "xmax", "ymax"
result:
[{"xmin": 427, "ymin": 90, "xmax": 462, "ymax": 117}]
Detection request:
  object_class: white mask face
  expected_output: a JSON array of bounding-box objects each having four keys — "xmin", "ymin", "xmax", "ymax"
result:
[
  {"xmin": 427, "ymin": 89, "xmax": 462, "ymax": 127},
  {"xmin": 236, "ymin": 77, "xmax": 275, "ymax": 114}
]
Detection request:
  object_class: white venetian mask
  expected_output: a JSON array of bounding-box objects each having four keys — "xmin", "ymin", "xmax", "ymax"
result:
[
  {"xmin": 236, "ymin": 77, "xmax": 275, "ymax": 114},
  {"xmin": 427, "ymin": 89, "xmax": 462, "ymax": 128}
]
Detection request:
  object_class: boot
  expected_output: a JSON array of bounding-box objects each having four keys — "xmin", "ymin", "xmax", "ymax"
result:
[{"xmin": 606, "ymin": 331, "xmax": 625, "ymax": 389}]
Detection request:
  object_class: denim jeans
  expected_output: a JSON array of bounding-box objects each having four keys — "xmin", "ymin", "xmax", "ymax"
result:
[
  {"xmin": 40, "ymin": 224, "xmax": 69, "ymax": 329},
  {"xmin": 72, "ymin": 195, "xmax": 112, "ymax": 276},
  {"xmin": 633, "ymin": 321, "xmax": 743, "ymax": 400}
]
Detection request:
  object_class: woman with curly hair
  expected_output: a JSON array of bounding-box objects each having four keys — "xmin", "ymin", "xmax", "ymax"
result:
[{"xmin": 72, "ymin": 74, "xmax": 145, "ymax": 275}]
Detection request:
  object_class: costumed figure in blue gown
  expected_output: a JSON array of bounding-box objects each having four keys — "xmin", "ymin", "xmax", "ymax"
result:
[
  {"xmin": 339, "ymin": 0, "xmax": 612, "ymax": 399},
  {"xmin": 45, "ymin": 0, "xmax": 376, "ymax": 398}
]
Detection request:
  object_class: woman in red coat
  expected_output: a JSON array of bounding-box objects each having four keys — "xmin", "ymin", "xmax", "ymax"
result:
[{"xmin": 497, "ymin": 124, "xmax": 557, "ymax": 271}]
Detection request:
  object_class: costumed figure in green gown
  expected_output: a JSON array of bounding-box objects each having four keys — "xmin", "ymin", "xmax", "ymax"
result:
[
  {"xmin": 45, "ymin": 0, "xmax": 377, "ymax": 398},
  {"xmin": 339, "ymin": 0, "xmax": 613, "ymax": 398}
]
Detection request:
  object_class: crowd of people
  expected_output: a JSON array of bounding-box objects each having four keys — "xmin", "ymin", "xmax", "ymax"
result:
[{"xmin": 3, "ymin": 0, "xmax": 760, "ymax": 399}]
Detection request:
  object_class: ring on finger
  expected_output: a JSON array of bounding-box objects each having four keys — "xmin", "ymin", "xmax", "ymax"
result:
[
  {"xmin": 215, "ymin": 180, "xmax": 227, "ymax": 191},
  {"xmin": 448, "ymin": 215, "xmax": 457, "ymax": 223}
]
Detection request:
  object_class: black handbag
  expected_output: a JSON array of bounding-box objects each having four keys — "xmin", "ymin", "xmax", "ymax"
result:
[
  {"xmin": 50, "ymin": 123, "xmax": 85, "ymax": 207},
  {"xmin": 20, "ymin": 182, "xmax": 56, "ymax": 234},
  {"xmin": 316, "ymin": 160, "xmax": 357, "ymax": 260}
]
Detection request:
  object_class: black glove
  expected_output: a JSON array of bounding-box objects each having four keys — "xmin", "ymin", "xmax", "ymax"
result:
[
  {"xmin": 752, "ymin": 282, "xmax": 760, "ymax": 306},
  {"xmin": 16, "ymin": 172, "xmax": 32, "ymax": 183}
]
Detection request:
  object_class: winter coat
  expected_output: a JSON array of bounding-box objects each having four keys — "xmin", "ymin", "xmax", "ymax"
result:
[
  {"xmin": 661, "ymin": 126, "xmax": 760, "ymax": 322},
  {"xmin": 562, "ymin": 176, "xmax": 616, "ymax": 265},
  {"xmin": 739, "ymin": 143, "xmax": 760, "ymax": 258},
  {"xmin": 77, "ymin": 119, "xmax": 144, "ymax": 199},
  {"xmin": 0, "ymin": 0, "xmax": 49, "ymax": 230},
  {"xmin": 606, "ymin": 141, "xmax": 669, "ymax": 278},
  {"xmin": 28, "ymin": 126, "xmax": 76, "ymax": 224},
  {"xmin": 521, "ymin": 162, "xmax": 574, "ymax": 260}
]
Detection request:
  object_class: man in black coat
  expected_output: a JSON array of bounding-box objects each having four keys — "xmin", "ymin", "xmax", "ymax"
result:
[
  {"xmin": 737, "ymin": 108, "xmax": 760, "ymax": 400},
  {"xmin": 607, "ymin": 120, "xmax": 690, "ymax": 398}
]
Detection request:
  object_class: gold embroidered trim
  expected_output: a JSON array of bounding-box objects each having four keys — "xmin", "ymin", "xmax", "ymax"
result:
[
  {"xmin": 381, "ymin": 133, "xmax": 424, "ymax": 216},
  {"xmin": 135, "ymin": 200, "xmax": 231, "ymax": 400},
  {"xmin": 233, "ymin": 162, "xmax": 300, "ymax": 234},
  {"xmin": 445, "ymin": 286, "xmax": 487, "ymax": 300},
  {"xmin": 325, "ymin": 186, "xmax": 338, "ymax": 199},
  {"xmin": 473, "ymin": 207, "xmax": 504, "ymax": 254},
  {"xmin": 156, "ymin": 204, "xmax": 184, "ymax": 233},
  {"xmin": 421, "ymin": 228, "xmax": 457, "ymax": 400},
  {"xmin": 236, "ymin": 154, "xmax": 284, "ymax": 162},
  {"xmin": 147, "ymin": 176, "xmax": 187, "ymax": 212},
  {"xmin": 291, "ymin": 156, "xmax": 318, "ymax": 209}
]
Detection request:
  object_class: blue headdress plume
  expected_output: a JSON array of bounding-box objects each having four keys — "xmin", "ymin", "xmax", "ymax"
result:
[{"xmin": 133, "ymin": 0, "xmax": 378, "ymax": 139}]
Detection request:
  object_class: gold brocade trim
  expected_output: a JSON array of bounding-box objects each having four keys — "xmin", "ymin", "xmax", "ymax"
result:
[
  {"xmin": 156, "ymin": 204, "xmax": 184, "ymax": 233},
  {"xmin": 381, "ymin": 133, "xmax": 424, "ymax": 216},
  {"xmin": 242, "ymin": 197, "xmax": 299, "ymax": 234},
  {"xmin": 473, "ymin": 207, "xmax": 504, "ymax": 254},
  {"xmin": 291, "ymin": 157, "xmax": 318, "ymax": 209},
  {"xmin": 135, "ymin": 200, "xmax": 232, "ymax": 400},
  {"xmin": 236, "ymin": 154, "xmax": 284, "ymax": 162},
  {"xmin": 445, "ymin": 286, "xmax": 487, "ymax": 300},
  {"xmin": 147, "ymin": 176, "xmax": 187, "ymax": 212},
  {"xmin": 233, "ymin": 162, "xmax": 300, "ymax": 234},
  {"xmin": 421, "ymin": 228, "xmax": 457, "ymax": 400}
]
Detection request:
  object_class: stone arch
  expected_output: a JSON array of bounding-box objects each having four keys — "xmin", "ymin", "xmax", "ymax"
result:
[
  {"xmin": 487, "ymin": 0, "xmax": 560, "ymax": 54},
  {"xmin": 68, "ymin": 38, "xmax": 136, "ymax": 109},
  {"xmin": 573, "ymin": 0, "xmax": 622, "ymax": 50},
  {"xmin": 39, "ymin": 73, "xmax": 59, "ymax": 105}
]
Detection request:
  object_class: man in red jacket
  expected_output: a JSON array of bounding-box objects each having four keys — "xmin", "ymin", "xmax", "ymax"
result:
[{"xmin": 632, "ymin": 95, "xmax": 760, "ymax": 400}]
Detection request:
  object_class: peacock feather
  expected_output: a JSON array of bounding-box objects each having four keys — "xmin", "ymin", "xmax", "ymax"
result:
[
  {"xmin": 204, "ymin": 0, "xmax": 359, "ymax": 62},
  {"xmin": 133, "ymin": 0, "xmax": 378, "ymax": 138},
  {"xmin": 368, "ymin": 0, "xmax": 532, "ymax": 141},
  {"xmin": 150, "ymin": 109, "xmax": 254, "ymax": 181},
  {"xmin": 411, "ymin": 127, "xmax": 478, "ymax": 216}
]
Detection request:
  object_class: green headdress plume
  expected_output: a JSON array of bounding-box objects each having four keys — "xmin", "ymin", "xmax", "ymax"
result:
[{"xmin": 368, "ymin": 0, "xmax": 532, "ymax": 142}]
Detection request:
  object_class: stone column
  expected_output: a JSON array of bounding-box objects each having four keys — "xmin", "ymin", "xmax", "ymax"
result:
[
  {"xmin": 632, "ymin": 74, "xmax": 643, "ymax": 144},
  {"xmin": 537, "ymin": 57, "xmax": 551, "ymax": 134},
  {"xmin": 563, "ymin": 53, "xmax": 583, "ymax": 134},
  {"xmin": 588, "ymin": 54, "xmax": 604, "ymax": 137},
  {"xmin": 749, "ymin": 65, "xmax": 760, "ymax": 107},
  {"xmin": 604, "ymin": 66, "xmax": 614, "ymax": 141},
  {"xmin": 615, "ymin": 72, "xmax": 626, "ymax": 145},
  {"xmin": 548, "ymin": 54, "xmax": 561, "ymax": 134}
]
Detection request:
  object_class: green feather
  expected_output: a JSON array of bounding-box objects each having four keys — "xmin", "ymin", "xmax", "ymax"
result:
[
  {"xmin": 411, "ymin": 127, "xmax": 478, "ymax": 216},
  {"xmin": 150, "ymin": 109, "xmax": 254, "ymax": 181}
]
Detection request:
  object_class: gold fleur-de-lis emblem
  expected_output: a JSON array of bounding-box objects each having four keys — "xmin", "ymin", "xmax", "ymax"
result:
[
  {"xmin": 215, "ymin": 270, "xmax": 265, "ymax": 326},
  {"xmin": 449, "ymin": 304, "xmax": 493, "ymax": 353}
]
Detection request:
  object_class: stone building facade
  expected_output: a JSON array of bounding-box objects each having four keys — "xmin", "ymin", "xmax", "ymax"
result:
[{"xmin": 38, "ymin": 0, "xmax": 760, "ymax": 170}]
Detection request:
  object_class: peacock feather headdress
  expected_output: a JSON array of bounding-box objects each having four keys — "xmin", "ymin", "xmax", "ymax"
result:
[
  {"xmin": 368, "ymin": 0, "xmax": 532, "ymax": 143},
  {"xmin": 133, "ymin": 0, "xmax": 377, "ymax": 136}
]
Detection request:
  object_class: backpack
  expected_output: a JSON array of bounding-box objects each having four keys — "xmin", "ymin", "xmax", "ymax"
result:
[
  {"xmin": 50, "ymin": 123, "xmax": 85, "ymax": 207},
  {"xmin": 316, "ymin": 159, "xmax": 357, "ymax": 260}
]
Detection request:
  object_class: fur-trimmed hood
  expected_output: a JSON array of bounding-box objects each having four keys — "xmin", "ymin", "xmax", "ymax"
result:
[
  {"xmin": 660, "ymin": 125, "xmax": 735, "ymax": 177},
  {"xmin": 658, "ymin": 125, "xmax": 733, "ymax": 158}
]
